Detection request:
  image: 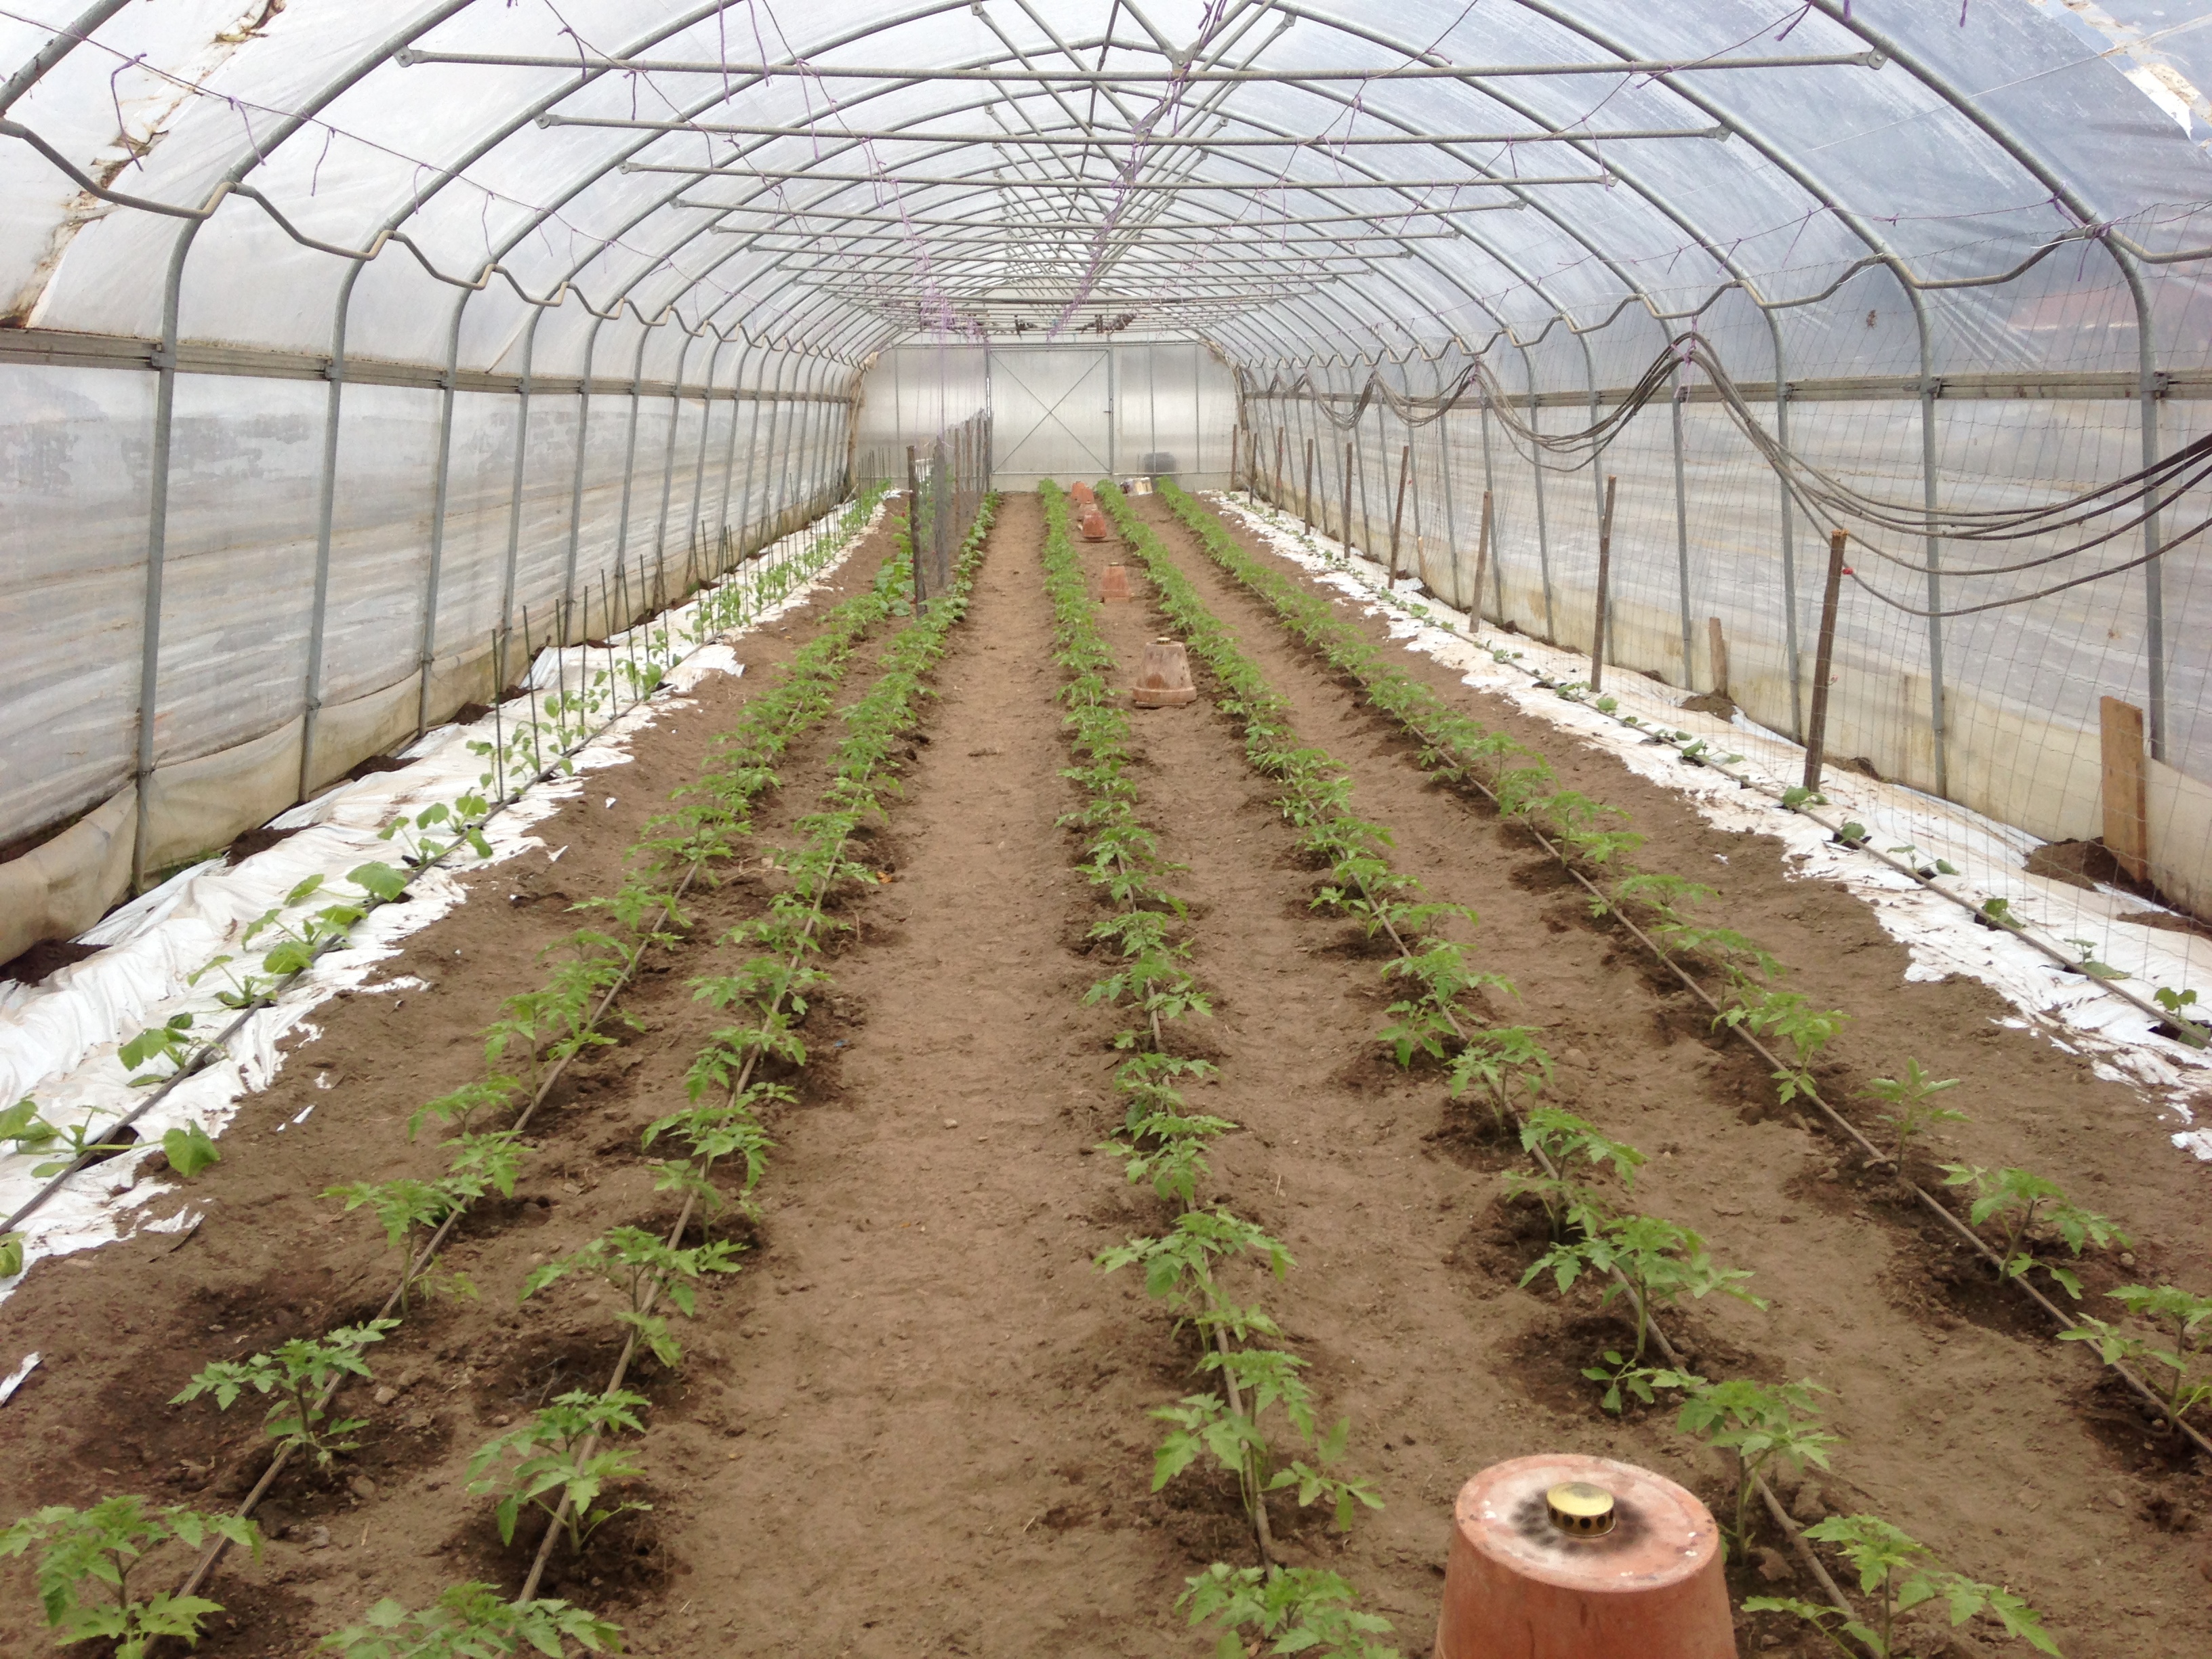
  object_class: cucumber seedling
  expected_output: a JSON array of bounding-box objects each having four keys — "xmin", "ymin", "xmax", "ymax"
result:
[
  {"xmin": 1938, "ymin": 1164, "xmax": 2129, "ymax": 1299},
  {"xmin": 1746, "ymin": 1515, "xmax": 2060, "ymax": 1656},
  {"xmin": 1522, "ymin": 1212, "xmax": 1765, "ymax": 1362},
  {"xmin": 317, "ymin": 1581, "xmax": 621, "ymax": 1658},
  {"xmin": 173, "ymin": 1320, "xmax": 400, "ymax": 1466},
  {"xmin": 2058, "ymin": 1282, "xmax": 2212, "ymax": 1431},
  {"xmin": 0, "ymin": 1496, "xmax": 261, "ymax": 1659},
  {"xmin": 468, "ymin": 1389, "xmax": 652, "ymax": 1555}
]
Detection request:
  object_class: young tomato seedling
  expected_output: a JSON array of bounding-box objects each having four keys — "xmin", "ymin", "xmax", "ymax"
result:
[
  {"xmin": 317, "ymin": 1580, "xmax": 621, "ymax": 1657},
  {"xmin": 1746, "ymin": 1515, "xmax": 2060, "ymax": 1656},
  {"xmin": 1522, "ymin": 1212, "xmax": 1765, "ymax": 1361},
  {"xmin": 1858, "ymin": 1059, "xmax": 1965, "ymax": 1172},
  {"xmin": 1673, "ymin": 1376, "xmax": 1840, "ymax": 1550},
  {"xmin": 1939, "ymin": 1164, "xmax": 2129, "ymax": 1299},
  {"xmin": 2059, "ymin": 1282, "xmax": 2212, "ymax": 1431},
  {"xmin": 0, "ymin": 1496, "xmax": 261, "ymax": 1659},
  {"xmin": 172, "ymin": 1320, "xmax": 399, "ymax": 1465},
  {"xmin": 468, "ymin": 1390, "xmax": 651, "ymax": 1555},
  {"xmin": 1178, "ymin": 1563, "xmax": 1400, "ymax": 1659},
  {"xmin": 523, "ymin": 1226, "xmax": 743, "ymax": 1368}
]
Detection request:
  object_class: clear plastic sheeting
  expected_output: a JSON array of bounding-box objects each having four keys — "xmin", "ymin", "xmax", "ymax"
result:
[{"xmin": 1, "ymin": 0, "xmax": 2209, "ymax": 960}]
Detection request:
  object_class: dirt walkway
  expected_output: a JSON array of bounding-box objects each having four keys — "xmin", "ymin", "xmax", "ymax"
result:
[{"xmin": 626, "ymin": 492, "xmax": 1188, "ymax": 1657}]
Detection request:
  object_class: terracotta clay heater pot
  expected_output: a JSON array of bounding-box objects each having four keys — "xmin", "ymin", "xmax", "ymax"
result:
[
  {"xmin": 1434, "ymin": 1454, "xmax": 1735, "ymax": 1659},
  {"xmin": 1080, "ymin": 506, "xmax": 1109, "ymax": 541},
  {"xmin": 1132, "ymin": 638, "xmax": 1197, "ymax": 708},
  {"xmin": 1071, "ymin": 480, "xmax": 1097, "ymax": 506},
  {"xmin": 1101, "ymin": 565, "xmax": 1132, "ymax": 602}
]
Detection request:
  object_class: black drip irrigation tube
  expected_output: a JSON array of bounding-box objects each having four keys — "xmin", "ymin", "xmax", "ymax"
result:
[
  {"xmin": 0, "ymin": 496, "xmax": 885, "ymax": 1252},
  {"xmin": 1099, "ymin": 482, "xmax": 1869, "ymax": 1622},
  {"xmin": 1221, "ymin": 491, "xmax": 2209, "ymax": 1053},
  {"xmin": 510, "ymin": 494, "xmax": 995, "ymax": 1606},
  {"xmin": 1170, "ymin": 489, "xmax": 2212, "ymax": 1467},
  {"xmin": 168, "ymin": 491, "xmax": 935, "ymax": 1614}
]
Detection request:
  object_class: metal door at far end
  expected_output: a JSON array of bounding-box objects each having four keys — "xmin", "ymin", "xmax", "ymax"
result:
[{"xmin": 988, "ymin": 348, "xmax": 1111, "ymax": 488}]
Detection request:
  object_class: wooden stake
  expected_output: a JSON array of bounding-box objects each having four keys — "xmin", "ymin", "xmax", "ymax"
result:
[
  {"xmin": 1801, "ymin": 528, "xmax": 1849, "ymax": 794},
  {"xmin": 906, "ymin": 444, "xmax": 924, "ymax": 613},
  {"xmin": 1302, "ymin": 437, "xmax": 1315, "ymax": 531},
  {"xmin": 2101, "ymin": 695, "xmax": 2151, "ymax": 882},
  {"xmin": 1470, "ymin": 489, "xmax": 1494, "ymax": 625},
  {"xmin": 1388, "ymin": 442, "xmax": 1412, "ymax": 583},
  {"xmin": 1589, "ymin": 474, "xmax": 1618, "ymax": 695},
  {"xmin": 1341, "ymin": 438, "xmax": 1354, "ymax": 552},
  {"xmin": 1708, "ymin": 616, "xmax": 1729, "ymax": 699}
]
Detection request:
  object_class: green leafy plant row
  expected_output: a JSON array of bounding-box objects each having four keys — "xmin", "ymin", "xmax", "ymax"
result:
[
  {"xmin": 1153, "ymin": 483, "xmax": 2178, "ymax": 1461},
  {"xmin": 1102, "ymin": 481, "xmax": 2065, "ymax": 1659},
  {"xmin": 492, "ymin": 490, "xmax": 1000, "ymax": 1610},
  {"xmin": 1, "ymin": 495, "xmax": 924, "ymax": 1659},
  {"xmin": 1038, "ymin": 483, "xmax": 1397, "ymax": 1659}
]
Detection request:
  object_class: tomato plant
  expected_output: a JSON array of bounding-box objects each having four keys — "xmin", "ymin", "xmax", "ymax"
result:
[
  {"xmin": 0, "ymin": 1496, "xmax": 260, "ymax": 1659},
  {"xmin": 2058, "ymin": 1282, "xmax": 2212, "ymax": 1429},
  {"xmin": 173, "ymin": 1319, "xmax": 399, "ymax": 1465},
  {"xmin": 316, "ymin": 1582, "xmax": 621, "ymax": 1658},
  {"xmin": 1939, "ymin": 1164, "xmax": 2128, "ymax": 1299},
  {"xmin": 1747, "ymin": 1515, "xmax": 2060, "ymax": 1656}
]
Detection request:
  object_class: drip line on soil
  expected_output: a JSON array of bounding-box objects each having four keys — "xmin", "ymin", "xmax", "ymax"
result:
[
  {"xmin": 1107, "ymin": 485, "xmax": 1866, "ymax": 1621},
  {"xmin": 163, "ymin": 503, "xmax": 911, "ymax": 1612},
  {"xmin": 1179, "ymin": 491, "xmax": 2212, "ymax": 1465},
  {"xmin": 516, "ymin": 499, "xmax": 993, "ymax": 1604},
  {"xmin": 1221, "ymin": 492, "xmax": 2207, "ymax": 1051},
  {"xmin": 1, "ymin": 497, "xmax": 884, "ymax": 1252}
]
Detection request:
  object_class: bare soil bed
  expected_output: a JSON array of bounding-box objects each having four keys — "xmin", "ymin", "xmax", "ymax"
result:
[{"xmin": 1, "ymin": 490, "xmax": 2205, "ymax": 1658}]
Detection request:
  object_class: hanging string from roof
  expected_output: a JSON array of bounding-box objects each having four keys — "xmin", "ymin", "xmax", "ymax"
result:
[{"xmin": 1239, "ymin": 333, "xmax": 2207, "ymax": 619}]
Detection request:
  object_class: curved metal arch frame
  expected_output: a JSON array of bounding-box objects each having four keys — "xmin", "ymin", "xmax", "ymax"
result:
[{"xmin": 0, "ymin": 0, "xmax": 2196, "ymax": 878}]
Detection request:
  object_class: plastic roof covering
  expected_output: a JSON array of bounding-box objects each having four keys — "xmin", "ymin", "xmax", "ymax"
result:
[{"xmin": 4, "ymin": 1, "xmax": 2212, "ymax": 387}]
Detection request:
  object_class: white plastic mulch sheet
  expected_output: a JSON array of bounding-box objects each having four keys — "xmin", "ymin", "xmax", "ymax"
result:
[
  {"xmin": 0, "ymin": 502, "xmax": 885, "ymax": 1303},
  {"xmin": 1209, "ymin": 493, "xmax": 2212, "ymax": 1162}
]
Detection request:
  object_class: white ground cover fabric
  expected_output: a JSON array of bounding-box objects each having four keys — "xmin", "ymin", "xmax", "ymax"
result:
[
  {"xmin": 0, "ymin": 499, "xmax": 884, "ymax": 1303},
  {"xmin": 1212, "ymin": 491, "xmax": 2212, "ymax": 1162}
]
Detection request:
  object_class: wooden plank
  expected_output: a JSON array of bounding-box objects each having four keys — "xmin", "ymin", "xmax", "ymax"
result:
[
  {"xmin": 2101, "ymin": 695, "xmax": 2150, "ymax": 882},
  {"xmin": 1707, "ymin": 616, "xmax": 1729, "ymax": 698}
]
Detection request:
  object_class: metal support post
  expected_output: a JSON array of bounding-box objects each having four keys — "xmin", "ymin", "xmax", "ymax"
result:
[
  {"xmin": 299, "ymin": 264, "xmax": 361, "ymax": 800},
  {"xmin": 1341, "ymin": 439, "xmax": 1354, "ymax": 552}
]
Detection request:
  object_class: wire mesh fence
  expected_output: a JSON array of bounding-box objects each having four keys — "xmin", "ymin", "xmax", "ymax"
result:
[{"xmin": 897, "ymin": 411, "xmax": 994, "ymax": 612}]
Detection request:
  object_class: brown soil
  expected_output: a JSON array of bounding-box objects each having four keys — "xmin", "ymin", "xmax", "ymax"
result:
[{"xmin": 0, "ymin": 492, "xmax": 2206, "ymax": 1659}]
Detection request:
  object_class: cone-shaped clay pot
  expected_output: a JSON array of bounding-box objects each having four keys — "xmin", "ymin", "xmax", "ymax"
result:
[
  {"xmin": 1101, "ymin": 565, "xmax": 1132, "ymax": 602},
  {"xmin": 1080, "ymin": 506, "xmax": 1109, "ymax": 541},
  {"xmin": 1131, "ymin": 638, "xmax": 1197, "ymax": 708},
  {"xmin": 1071, "ymin": 480, "xmax": 1097, "ymax": 506},
  {"xmin": 1434, "ymin": 1454, "xmax": 1735, "ymax": 1659}
]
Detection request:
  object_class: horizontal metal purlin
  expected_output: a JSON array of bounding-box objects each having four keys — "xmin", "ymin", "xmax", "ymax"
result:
[
  {"xmin": 1248, "ymin": 371, "xmax": 2212, "ymax": 405},
  {"xmin": 0, "ymin": 328, "xmax": 853, "ymax": 401}
]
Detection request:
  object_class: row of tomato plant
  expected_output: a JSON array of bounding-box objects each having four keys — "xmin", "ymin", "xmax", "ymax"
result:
[
  {"xmin": 1039, "ymin": 481, "xmax": 1399, "ymax": 1659},
  {"xmin": 1256, "ymin": 487, "xmax": 2209, "ymax": 1049},
  {"xmin": 488, "ymin": 487, "xmax": 998, "ymax": 1615},
  {"xmin": 0, "ymin": 491, "xmax": 921, "ymax": 1658},
  {"xmin": 0, "ymin": 489, "xmax": 894, "ymax": 1284},
  {"xmin": 1098, "ymin": 480, "xmax": 2068, "ymax": 1659},
  {"xmin": 1151, "ymin": 481, "xmax": 2212, "ymax": 1469}
]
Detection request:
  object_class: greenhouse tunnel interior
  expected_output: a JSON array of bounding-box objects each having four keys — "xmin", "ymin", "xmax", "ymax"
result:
[
  {"xmin": 11, "ymin": 4, "xmax": 2212, "ymax": 1657},
  {"xmin": 2, "ymin": 1, "xmax": 2211, "ymax": 963}
]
